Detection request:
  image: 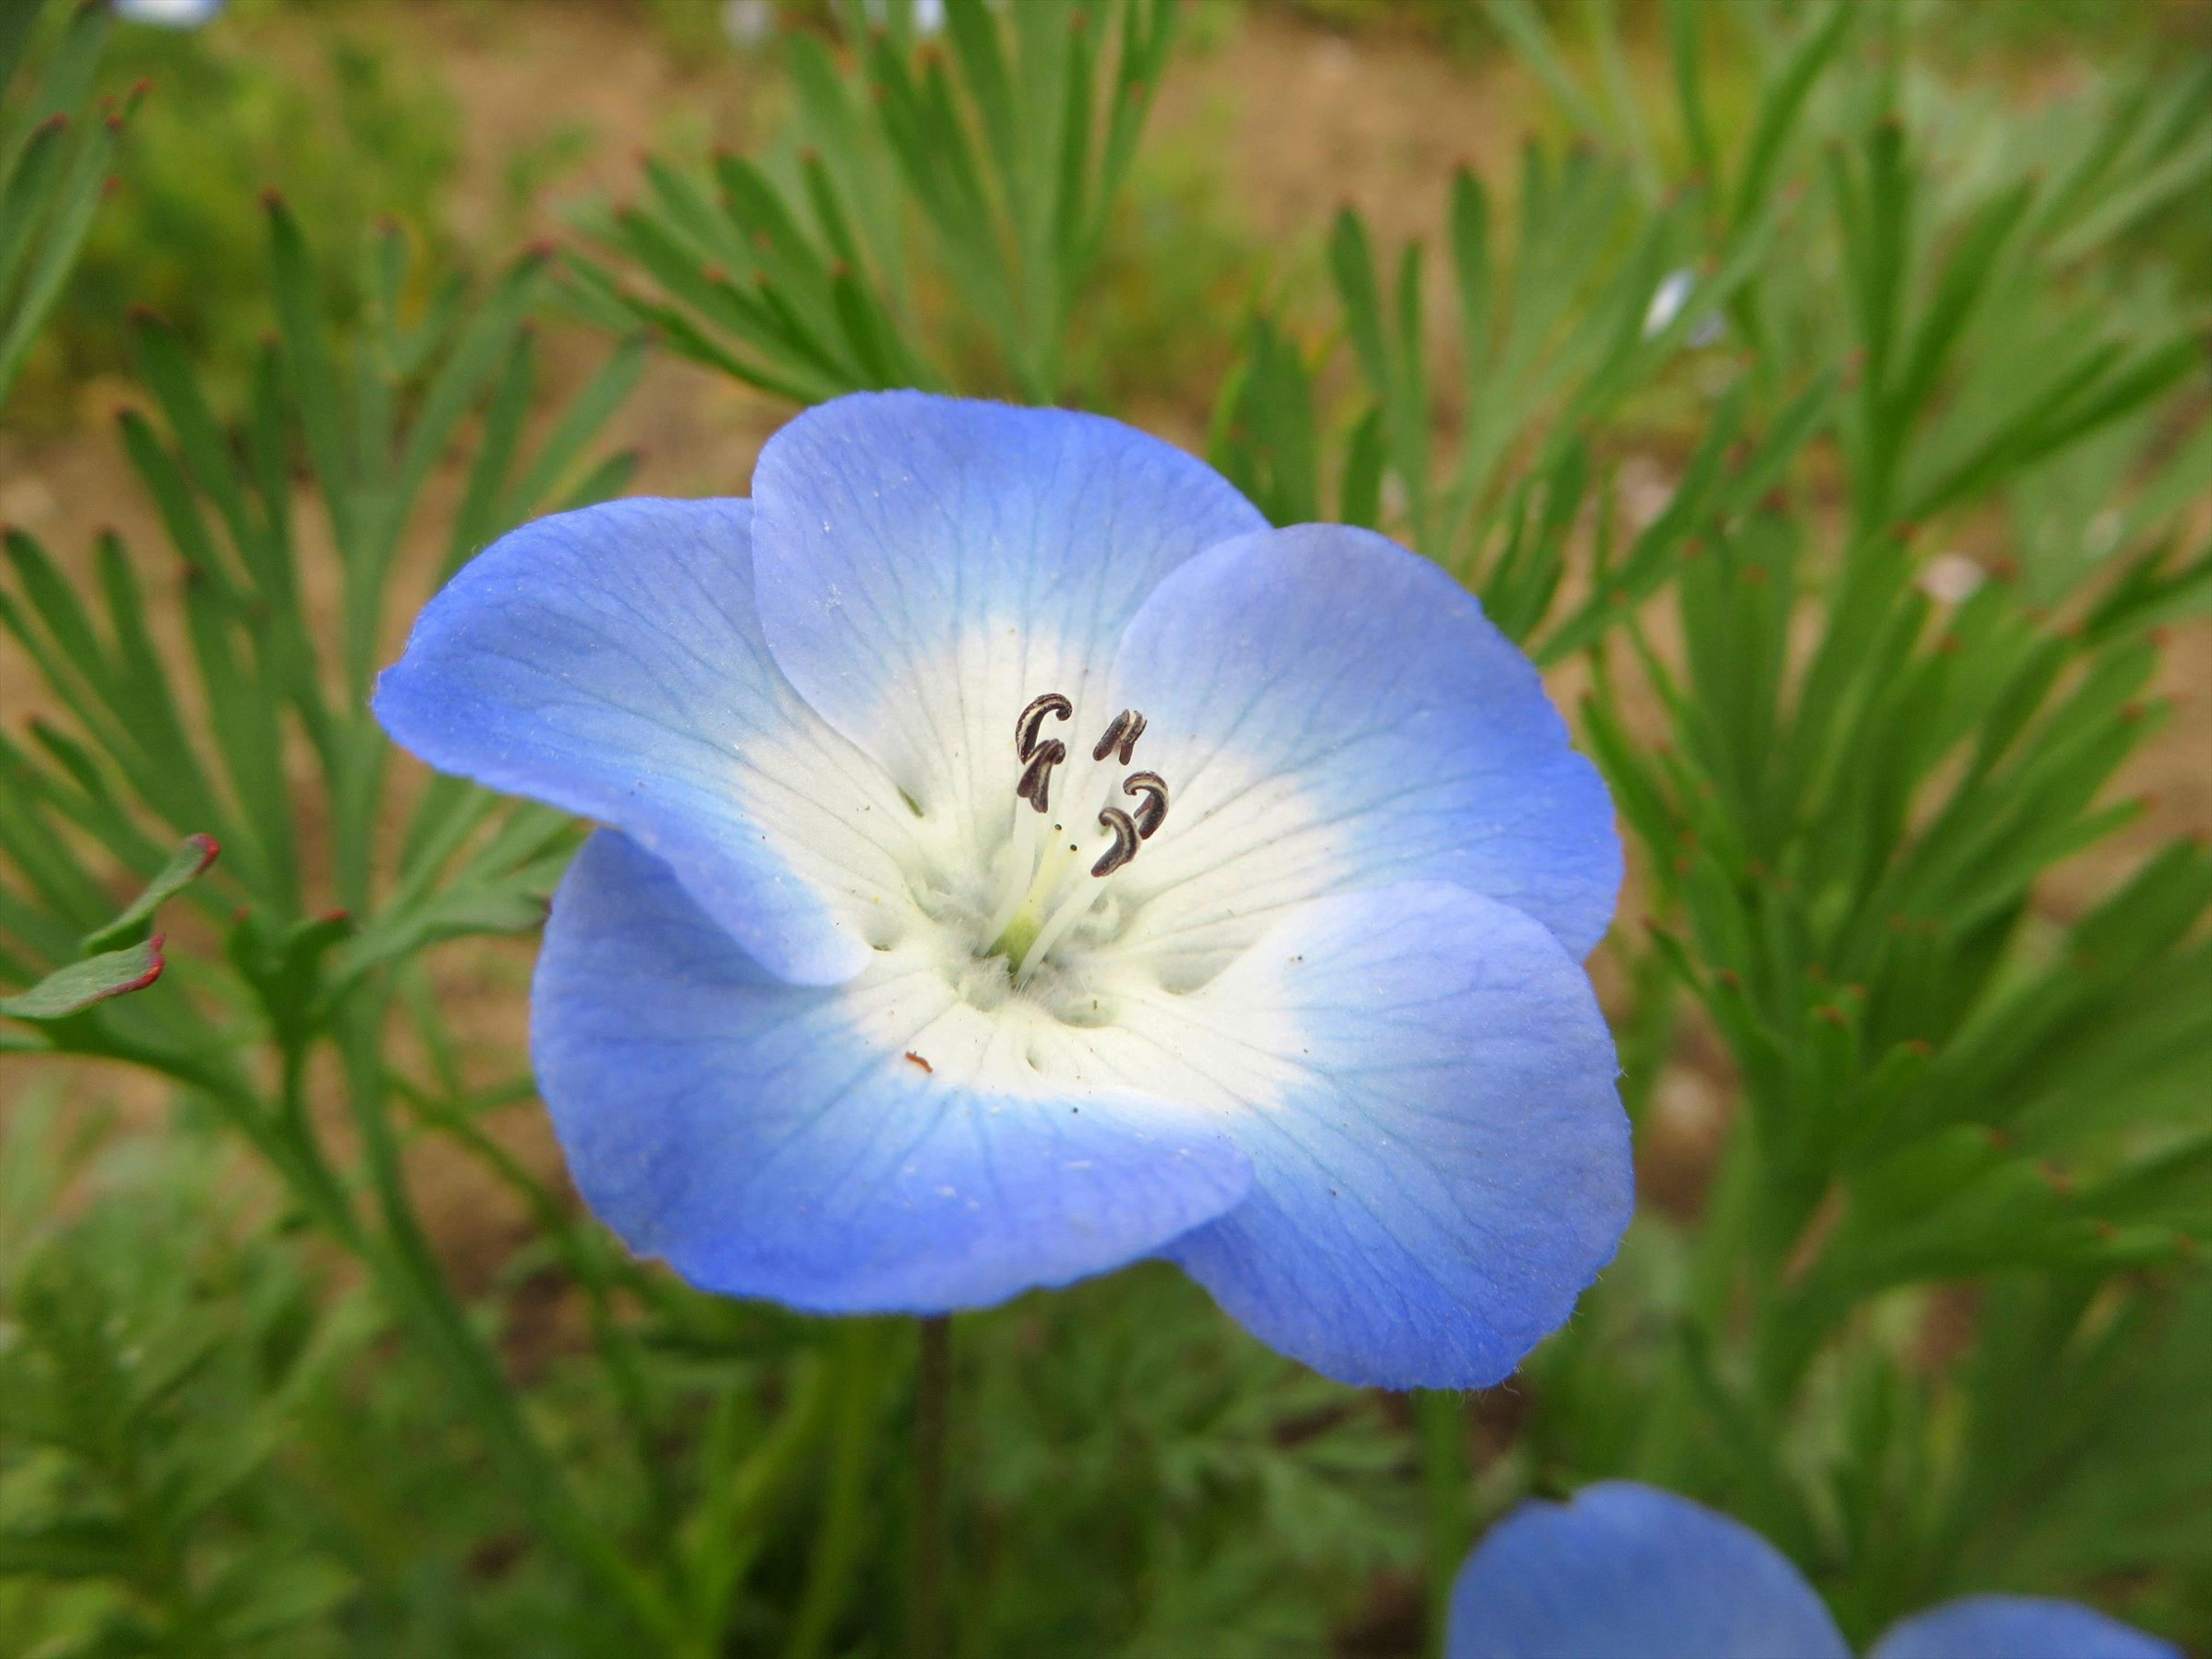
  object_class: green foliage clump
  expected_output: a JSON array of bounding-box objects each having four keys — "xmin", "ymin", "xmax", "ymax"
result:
[
  {"xmin": 0, "ymin": 0, "xmax": 135, "ymax": 414},
  {"xmin": 0, "ymin": 1093, "xmax": 360, "ymax": 1659},
  {"xmin": 36, "ymin": 8, "xmax": 459, "ymax": 412}
]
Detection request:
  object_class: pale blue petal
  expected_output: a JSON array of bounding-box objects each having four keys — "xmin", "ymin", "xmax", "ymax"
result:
[
  {"xmin": 1869, "ymin": 1597, "xmax": 2180, "ymax": 1659},
  {"xmin": 1105, "ymin": 524, "xmax": 1619, "ymax": 978},
  {"xmin": 1142, "ymin": 880, "xmax": 1629, "ymax": 1389},
  {"xmin": 1447, "ymin": 1483, "xmax": 1850, "ymax": 1659},
  {"xmin": 532, "ymin": 831, "xmax": 1253, "ymax": 1312},
  {"xmin": 374, "ymin": 498, "xmax": 919, "ymax": 987},
  {"xmin": 748, "ymin": 392, "xmax": 1267, "ymax": 836}
]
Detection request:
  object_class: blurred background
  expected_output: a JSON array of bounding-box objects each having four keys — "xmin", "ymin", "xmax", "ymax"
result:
[{"xmin": 2, "ymin": 1, "xmax": 2208, "ymax": 1655}]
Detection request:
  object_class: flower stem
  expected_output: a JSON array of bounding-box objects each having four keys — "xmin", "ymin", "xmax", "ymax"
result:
[
  {"xmin": 1418, "ymin": 1389, "xmax": 1470, "ymax": 1658},
  {"xmin": 912, "ymin": 1315, "xmax": 953, "ymax": 1659},
  {"xmin": 785, "ymin": 1320, "xmax": 888, "ymax": 1659}
]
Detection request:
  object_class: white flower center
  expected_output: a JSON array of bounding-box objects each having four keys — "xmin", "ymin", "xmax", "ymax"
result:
[
  {"xmin": 988, "ymin": 691, "xmax": 1171, "ymax": 982},
  {"xmin": 897, "ymin": 690, "xmax": 1175, "ymax": 1011}
]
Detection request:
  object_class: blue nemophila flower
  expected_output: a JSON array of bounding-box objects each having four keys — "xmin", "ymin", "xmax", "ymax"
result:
[
  {"xmin": 374, "ymin": 392, "xmax": 1628, "ymax": 1388},
  {"xmin": 1448, "ymin": 1481, "xmax": 2177, "ymax": 1659}
]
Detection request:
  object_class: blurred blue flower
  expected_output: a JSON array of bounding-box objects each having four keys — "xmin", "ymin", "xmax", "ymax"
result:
[
  {"xmin": 374, "ymin": 392, "xmax": 1627, "ymax": 1388},
  {"xmin": 1448, "ymin": 1482, "xmax": 2177, "ymax": 1659},
  {"xmin": 113, "ymin": 0, "xmax": 224, "ymax": 27},
  {"xmin": 1643, "ymin": 269, "xmax": 1695, "ymax": 338},
  {"xmin": 1645, "ymin": 266, "xmax": 1726, "ymax": 349}
]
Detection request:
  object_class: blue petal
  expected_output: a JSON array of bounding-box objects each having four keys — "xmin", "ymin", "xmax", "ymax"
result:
[
  {"xmin": 1106, "ymin": 523, "xmax": 1620, "ymax": 968},
  {"xmin": 374, "ymin": 498, "xmax": 919, "ymax": 987},
  {"xmin": 1869, "ymin": 1597, "xmax": 2180, "ymax": 1659},
  {"xmin": 1153, "ymin": 880, "xmax": 1630, "ymax": 1388},
  {"xmin": 749, "ymin": 392, "xmax": 1267, "ymax": 832},
  {"xmin": 532, "ymin": 831, "xmax": 1254, "ymax": 1312},
  {"xmin": 1447, "ymin": 1482, "xmax": 1850, "ymax": 1659}
]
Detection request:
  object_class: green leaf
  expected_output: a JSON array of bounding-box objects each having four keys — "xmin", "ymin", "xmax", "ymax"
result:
[
  {"xmin": 1338, "ymin": 406, "xmax": 1385, "ymax": 531},
  {"xmin": 81, "ymin": 833, "xmax": 218, "ymax": 953},
  {"xmin": 1327, "ymin": 209, "xmax": 1389, "ymax": 402},
  {"xmin": 1730, "ymin": 1, "xmax": 1854, "ymax": 231},
  {"xmin": 0, "ymin": 80, "xmax": 130, "ymax": 408},
  {"xmin": 0, "ymin": 937, "xmax": 163, "ymax": 1022}
]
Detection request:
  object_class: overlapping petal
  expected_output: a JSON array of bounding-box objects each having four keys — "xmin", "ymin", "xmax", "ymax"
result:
[
  {"xmin": 532, "ymin": 831, "xmax": 1255, "ymax": 1312},
  {"xmin": 749, "ymin": 391, "xmax": 1268, "ymax": 835},
  {"xmin": 1093, "ymin": 880, "xmax": 1628, "ymax": 1389},
  {"xmin": 1104, "ymin": 524, "xmax": 1620, "ymax": 976},
  {"xmin": 1446, "ymin": 1482, "xmax": 1850, "ymax": 1659},
  {"xmin": 1868, "ymin": 1597, "xmax": 2180, "ymax": 1659},
  {"xmin": 373, "ymin": 498, "xmax": 918, "ymax": 986}
]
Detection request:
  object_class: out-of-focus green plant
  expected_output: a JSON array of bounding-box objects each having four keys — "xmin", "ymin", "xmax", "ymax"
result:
[
  {"xmin": 43, "ymin": 10, "xmax": 459, "ymax": 408},
  {"xmin": 566, "ymin": 0, "xmax": 1182, "ymax": 404},
  {"xmin": 0, "ymin": 203, "xmax": 671, "ymax": 1650},
  {"xmin": 0, "ymin": 0, "xmax": 135, "ymax": 413},
  {"xmin": 0, "ymin": 1088, "xmax": 368, "ymax": 1657},
  {"xmin": 1211, "ymin": 141, "xmax": 1821, "ymax": 662}
]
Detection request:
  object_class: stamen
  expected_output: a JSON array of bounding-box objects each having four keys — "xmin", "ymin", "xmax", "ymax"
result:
[
  {"xmin": 1016, "ymin": 692, "xmax": 1071, "ymax": 760},
  {"xmin": 1015, "ymin": 739, "xmax": 1066, "ymax": 814},
  {"xmin": 1091, "ymin": 808, "xmax": 1139, "ymax": 877},
  {"xmin": 1122, "ymin": 771, "xmax": 1169, "ymax": 839},
  {"xmin": 994, "ymin": 697, "xmax": 1173, "ymax": 979},
  {"xmin": 1092, "ymin": 709, "xmax": 1146, "ymax": 765}
]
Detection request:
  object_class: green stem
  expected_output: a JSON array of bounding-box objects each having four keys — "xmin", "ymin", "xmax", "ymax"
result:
[
  {"xmin": 395, "ymin": 1071, "xmax": 673, "ymax": 1532},
  {"xmin": 682, "ymin": 1355, "xmax": 839, "ymax": 1659},
  {"xmin": 71, "ymin": 1025, "xmax": 364, "ymax": 1249},
  {"xmin": 333, "ymin": 997, "xmax": 681, "ymax": 1651},
  {"xmin": 786, "ymin": 1320, "xmax": 891, "ymax": 1659},
  {"xmin": 913, "ymin": 1315, "xmax": 952, "ymax": 1659},
  {"xmin": 1417, "ymin": 1389, "xmax": 1471, "ymax": 1658},
  {"xmin": 1615, "ymin": 938, "xmax": 1682, "ymax": 1128},
  {"xmin": 1630, "ymin": 1128, "xmax": 1760, "ymax": 1487}
]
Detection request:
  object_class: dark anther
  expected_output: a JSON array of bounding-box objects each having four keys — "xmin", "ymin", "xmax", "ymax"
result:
[
  {"xmin": 1122, "ymin": 771, "xmax": 1169, "ymax": 839},
  {"xmin": 1092, "ymin": 709, "xmax": 1146, "ymax": 765},
  {"xmin": 1016, "ymin": 740, "xmax": 1066, "ymax": 815},
  {"xmin": 1092, "ymin": 808, "xmax": 1139, "ymax": 877},
  {"xmin": 1016, "ymin": 692, "xmax": 1072, "ymax": 760}
]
